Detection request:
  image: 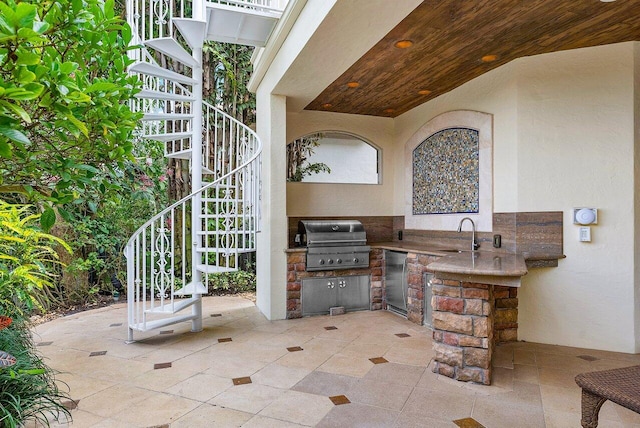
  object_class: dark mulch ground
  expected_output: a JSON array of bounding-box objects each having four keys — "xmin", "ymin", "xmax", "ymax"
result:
[
  {"xmin": 29, "ymin": 295, "xmax": 117, "ymax": 326},
  {"xmin": 30, "ymin": 292, "xmax": 257, "ymax": 326}
]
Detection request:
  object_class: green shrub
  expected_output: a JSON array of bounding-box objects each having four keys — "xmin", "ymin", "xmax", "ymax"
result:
[
  {"xmin": 0, "ymin": 201, "xmax": 72, "ymax": 426},
  {"xmin": 206, "ymin": 270, "xmax": 256, "ymax": 295},
  {"xmin": 0, "ymin": 0, "xmax": 141, "ymax": 210},
  {"xmin": 0, "ymin": 201, "xmax": 71, "ymax": 318},
  {"xmin": 0, "ymin": 318, "xmax": 71, "ymax": 427}
]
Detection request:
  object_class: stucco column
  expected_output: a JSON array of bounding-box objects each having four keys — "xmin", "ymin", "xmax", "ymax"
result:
[
  {"xmin": 256, "ymin": 91, "xmax": 288, "ymax": 320},
  {"xmin": 634, "ymin": 41, "xmax": 640, "ymax": 354}
]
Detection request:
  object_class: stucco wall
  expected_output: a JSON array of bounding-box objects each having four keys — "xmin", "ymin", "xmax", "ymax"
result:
[
  {"xmin": 286, "ymin": 111, "xmax": 394, "ymax": 216},
  {"xmin": 256, "ymin": 91, "xmax": 288, "ymax": 321},
  {"xmin": 515, "ymin": 43, "xmax": 635, "ymax": 352},
  {"xmin": 635, "ymin": 42, "xmax": 640, "ymax": 354},
  {"xmin": 396, "ymin": 42, "xmax": 638, "ymax": 353}
]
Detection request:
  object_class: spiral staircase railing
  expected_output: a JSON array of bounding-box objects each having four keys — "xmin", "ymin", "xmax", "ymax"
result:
[{"xmin": 123, "ymin": 0, "xmax": 280, "ymax": 341}]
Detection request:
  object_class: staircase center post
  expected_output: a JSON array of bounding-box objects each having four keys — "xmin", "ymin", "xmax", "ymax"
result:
[
  {"xmin": 190, "ymin": 38, "xmax": 204, "ymax": 333},
  {"xmin": 193, "ymin": 0, "xmax": 204, "ymax": 22}
]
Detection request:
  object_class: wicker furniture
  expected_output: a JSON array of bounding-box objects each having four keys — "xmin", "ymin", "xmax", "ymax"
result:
[{"xmin": 575, "ymin": 365, "xmax": 640, "ymax": 428}]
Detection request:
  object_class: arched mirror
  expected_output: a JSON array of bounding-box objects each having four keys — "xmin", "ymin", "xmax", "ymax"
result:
[{"xmin": 286, "ymin": 132, "xmax": 380, "ymax": 184}]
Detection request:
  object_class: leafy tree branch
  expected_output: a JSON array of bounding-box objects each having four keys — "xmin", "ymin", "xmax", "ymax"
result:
[{"xmin": 0, "ymin": 0, "xmax": 142, "ymax": 220}]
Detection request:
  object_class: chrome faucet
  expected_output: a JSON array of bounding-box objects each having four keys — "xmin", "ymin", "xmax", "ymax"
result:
[{"xmin": 457, "ymin": 217, "xmax": 480, "ymax": 251}]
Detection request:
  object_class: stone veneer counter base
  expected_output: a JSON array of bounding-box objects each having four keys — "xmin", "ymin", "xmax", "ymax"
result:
[{"xmin": 427, "ymin": 251, "xmax": 527, "ymax": 385}]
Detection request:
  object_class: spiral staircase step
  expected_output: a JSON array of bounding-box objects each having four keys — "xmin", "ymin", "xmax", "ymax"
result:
[
  {"xmin": 129, "ymin": 61, "xmax": 197, "ymax": 85},
  {"xmin": 144, "ymin": 37, "xmax": 199, "ymax": 67}
]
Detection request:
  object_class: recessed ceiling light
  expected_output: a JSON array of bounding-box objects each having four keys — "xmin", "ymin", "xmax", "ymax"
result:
[
  {"xmin": 481, "ymin": 54, "xmax": 499, "ymax": 63},
  {"xmin": 383, "ymin": 108, "xmax": 395, "ymax": 114},
  {"xmin": 418, "ymin": 89, "xmax": 432, "ymax": 95},
  {"xmin": 346, "ymin": 81, "xmax": 360, "ymax": 88},
  {"xmin": 394, "ymin": 40, "xmax": 413, "ymax": 49},
  {"xmin": 322, "ymin": 103, "xmax": 333, "ymax": 109},
  {"xmin": 600, "ymin": 0, "xmax": 616, "ymax": 2}
]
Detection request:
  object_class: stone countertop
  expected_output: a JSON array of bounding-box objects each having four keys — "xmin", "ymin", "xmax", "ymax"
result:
[
  {"xmin": 370, "ymin": 241, "xmax": 564, "ymax": 264},
  {"xmin": 289, "ymin": 241, "xmax": 556, "ymax": 267},
  {"xmin": 426, "ymin": 251, "xmax": 528, "ymax": 277},
  {"xmin": 286, "ymin": 242, "xmax": 528, "ymax": 286},
  {"xmin": 371, "ymin": 241, "xmax": 528, "ymax": 287}
]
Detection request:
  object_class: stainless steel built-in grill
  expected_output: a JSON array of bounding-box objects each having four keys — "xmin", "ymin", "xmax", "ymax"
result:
[{"xmin": 298, "ymin": 220, "xmax": 371, "ymax": 271}]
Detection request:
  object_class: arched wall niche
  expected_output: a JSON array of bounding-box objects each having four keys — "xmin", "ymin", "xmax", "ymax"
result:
[
  {"xmin": 404, "ymin": 110, "xmax": 493, "ymax": 232},
  {"xmin": 287, "ymin": 130, "xmax": 381, "ymax": 184}
]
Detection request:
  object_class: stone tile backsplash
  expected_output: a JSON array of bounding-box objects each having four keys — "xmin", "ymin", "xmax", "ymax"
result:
[{"xmin": 412, "ymin": 128, "xmax": 480, "ymax": 215}]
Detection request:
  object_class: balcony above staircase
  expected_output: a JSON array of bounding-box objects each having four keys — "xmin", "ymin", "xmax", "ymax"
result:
[
  {"xmin": 205, "ymin": 0, "xmax": 286, "ymax": 47},
  {"xmin": 130, "ymin": 0, "xmax": 288, "ymax": 51}
]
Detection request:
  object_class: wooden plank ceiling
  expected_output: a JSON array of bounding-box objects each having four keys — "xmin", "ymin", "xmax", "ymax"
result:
[{"xmin": 305, "ymin": 0, "xmax": 640, "ymax": 117}]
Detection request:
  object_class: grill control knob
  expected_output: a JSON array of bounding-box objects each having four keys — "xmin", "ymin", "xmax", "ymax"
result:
[
  {"xmin": 353, "ymin": 257, "xmax": 359, "ymax": 263},
  {"xmin": 319, "ymin": 259, "xmax": 325, "ymax": 265},
  {"xmin": 337, "ymin": 258, "xmax": 342, "ymax": 264},
  {"xmin": 328, "ymin": 259, "xmax": 334, "ymax": 264}
]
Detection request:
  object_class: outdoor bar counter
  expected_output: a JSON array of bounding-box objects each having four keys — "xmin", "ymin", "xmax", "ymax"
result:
[
  {"xmin": 372, "ymin": 242, "xmax": 528, "ymax": 385},
  {"xmin": 372, "ymin": 242, "xmax": 527, "ymax": 286}
]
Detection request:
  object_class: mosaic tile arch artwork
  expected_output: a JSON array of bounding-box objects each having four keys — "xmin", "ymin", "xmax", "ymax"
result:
[{"xmin": 412, "ymin": 127, "xmax": 479, "ymax": 215}]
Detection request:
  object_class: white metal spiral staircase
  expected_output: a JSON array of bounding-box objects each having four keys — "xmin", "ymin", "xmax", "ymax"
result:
[{"xmin": 124, "ymin": 0, "xmax": 287, "ymax": 342}]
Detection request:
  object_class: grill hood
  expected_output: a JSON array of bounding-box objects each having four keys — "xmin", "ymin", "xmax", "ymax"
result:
[
  {"xmin": 298, "ymin": 220, "xmax": 370, "ymax": 271},
  {"xmin": 298, "ymin": 220, "xmax": 367, "ymax": 247}
]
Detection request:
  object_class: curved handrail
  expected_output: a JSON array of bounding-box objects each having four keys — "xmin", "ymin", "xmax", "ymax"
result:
[
  {"xmin": 125, "ymin": 101, "xmax": 262, "ymax": 337},
  {"xmin": 124, "ymin": 103, "xmax": 261, "ymax": 248}
]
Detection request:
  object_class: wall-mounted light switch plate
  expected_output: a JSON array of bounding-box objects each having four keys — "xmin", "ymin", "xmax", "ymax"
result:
[
  {"xmin": 493, "ymin": 234, "xmax": 501, "ymax": 248},
  {"xmin": 579, "ymin": 227, "xmax": 591, "ymax": 242}
]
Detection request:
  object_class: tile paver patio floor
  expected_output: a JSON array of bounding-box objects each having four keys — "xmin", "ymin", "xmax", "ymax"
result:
[{"xmin": 29, "ymin": 296, "xmax": 640, "ymax": 427}]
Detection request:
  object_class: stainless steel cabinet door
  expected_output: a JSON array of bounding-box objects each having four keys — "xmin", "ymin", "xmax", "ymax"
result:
[
  {"xmin": 385, "ymin": 250, "xmax": 408, "ymax": 313},
  {"xmin": 302, "ymin": 275, "xmax": 370, "ymax": 316},
  {"xmin": 337, "ymin": 276, "xmax": 370, "ymax": 311},
  {"xmin": 302, "ymin": 278, "xmax": 339, "ymax": 316}
]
